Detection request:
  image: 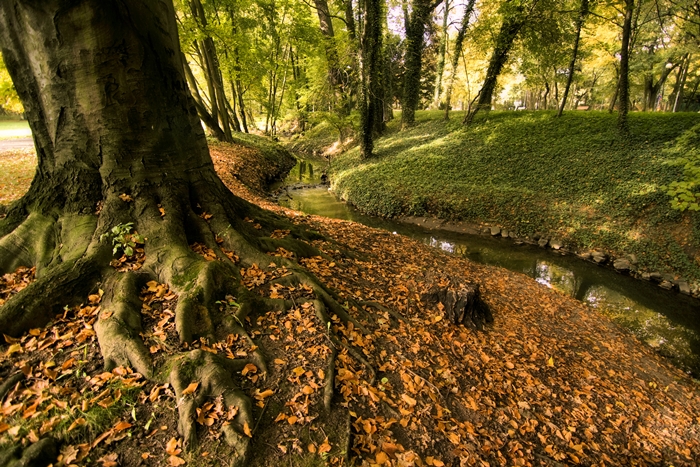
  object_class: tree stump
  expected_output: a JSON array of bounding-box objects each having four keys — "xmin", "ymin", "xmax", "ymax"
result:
[{"xmin": 423, "ymin": 280, "xmax": 493, "ymax": 330}]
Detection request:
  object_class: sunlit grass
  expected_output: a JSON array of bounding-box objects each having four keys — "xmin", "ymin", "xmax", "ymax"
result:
[
  {"xmin": 0, "ymin": 149, "xmax": 35, "ymax": 204},
  {"xmin": 0, "ymin": 119, "xmax": 31, "ymax": 139},
  {"xmin": 324, "ymin": 110, "xmax": 700, "ymax": 278}
]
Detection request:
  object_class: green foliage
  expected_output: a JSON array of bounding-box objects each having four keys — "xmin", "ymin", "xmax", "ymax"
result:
[
  {"xmin": 0, "ymin": 54, "xmax": 22, "ymax": 115},
  {"xmin": 100, "ymin": 223, "xmax": 144, "ymax": 257},
  {"xmin": 662, "ymin": 123, "xmax": 700, "ymax": 212},
  {"xmin": 326, "ymin": 110, "xmax": 700, "ymax": 277}
]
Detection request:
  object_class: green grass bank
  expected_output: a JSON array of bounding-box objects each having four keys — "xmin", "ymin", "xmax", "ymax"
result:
[{"xmin": 312, "ymin": 110, "xmax": 700, "ymax": 282}]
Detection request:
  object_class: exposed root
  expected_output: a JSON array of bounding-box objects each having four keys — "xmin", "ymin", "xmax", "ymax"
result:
[
  {"xmin": 0, "ymin": 213, "xmax": 55, "ymax": 275},
  {"xmin": 0, "ymin": 372, "xmax": 24, "ymax": 401},
  {"xmin": 170, "ymin": 349, "xmax": 253, "ymax": 463},
  {"xmin": 269, "ymin": 272, "xmax": 370, "ymax": 334},
  {"xmin": 323, "ymin": 345, "xmax": 337, "ymax": 412},
  {"xmin": 359, "ymin": 300, "xmax": 407, "ymax": 323},
  {"xmin": 313, "ymin": 299, "xmax": 376, "ymax": 385},
  {"xmin": 95, "ymin": 272, "xmax": 153, "ymax": 377},
  {"xmin": 0, "ymin": 256, "xmax": 100, "ymax": 336}
]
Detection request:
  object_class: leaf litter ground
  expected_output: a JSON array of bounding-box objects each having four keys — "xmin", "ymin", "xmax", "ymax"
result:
[{"xmin": 0, "ymin": 142, "xmax": 699, "ymax": 466}]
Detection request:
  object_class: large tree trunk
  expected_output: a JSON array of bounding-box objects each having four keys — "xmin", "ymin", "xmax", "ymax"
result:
[
  {"xmin": 557, "ymin": 0, "xmax": 588, "ymax": 117},
  {"xmin": 0, "ymin": 0, "xmax": 352, "ymax": 459},
  {"xmin": 617, "ymin": 0, "xmax": 634, "ymax": 131}
]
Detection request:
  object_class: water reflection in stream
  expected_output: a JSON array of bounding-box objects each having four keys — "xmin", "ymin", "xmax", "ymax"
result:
[{"xmin": 277, "ymin": 162, "xmax": 700, "ymax": 376}]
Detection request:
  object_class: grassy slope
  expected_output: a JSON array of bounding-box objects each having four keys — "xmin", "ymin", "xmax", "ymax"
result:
[{"xmin": 327, "ymin": 110, "xmax": 700, "ymax": 279}]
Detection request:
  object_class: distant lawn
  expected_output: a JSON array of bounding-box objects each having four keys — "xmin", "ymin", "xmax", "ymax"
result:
[
  {"xmin": 326, "ymin": 110, "xmax": 700, "ymax": 279},
  {"xmin": 0, "ymin": 119, "xmax": 31, "ymax": 139},
  {"xmin": 0, "ymin": 149, "xmax": 35, "ymax": 204}
]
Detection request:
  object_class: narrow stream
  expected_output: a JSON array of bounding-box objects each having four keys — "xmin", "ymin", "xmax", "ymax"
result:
[{"xmin": 277, "ymin": 159, "xmax": 700, "ymax": 377}]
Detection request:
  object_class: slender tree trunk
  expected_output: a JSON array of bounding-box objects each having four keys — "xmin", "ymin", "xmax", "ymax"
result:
[
  {"xmin": 673, "ymin": 53, "xmax": 690, "ymax": 112},
  {"xmin": 401, "ymin": 0, "xmax": 438, "ymax": 127},
  {"xmin": 227, "ymin": 8, "xmax": 249, "ymax": 133},
  {"xmin": 444, "ymin": 0, "xmax": 476, "ymax": 120},
  {"xmin": 314, "ymin": 0, "xmax": 344, "ymax": 106},
  {"xmin": 345, "ymin": 0, "xmax": 357, "ymax": 40},
  {"xmin": 464, "ymin": 2, "xmax": 534, "ymax": 125},
  {"xmin": 618, "ymin": 0, "xmax": 634, "ymax": 132},
  {"xmin": 188, "ymin": 0, "xmax": 235, "ymax": 140},
  {"xmin": 360, "ymin": 0, "xmax": 384, "ymax": 158},
  {"xmin": 557, "ymin": 0, "xmax": 588, "ymax": 117},
  {"xmin": 432, "ymin": 0, "xmax": 450, "ymax": 109}
]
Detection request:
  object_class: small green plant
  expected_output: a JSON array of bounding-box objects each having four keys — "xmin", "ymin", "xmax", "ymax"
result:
[{"xmin": 100, "ymin": 222, "xmax": 145, "ymax": 257}]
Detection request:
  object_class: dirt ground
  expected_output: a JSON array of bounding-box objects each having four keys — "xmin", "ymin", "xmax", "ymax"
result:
[{"xmin": 1, "ymin": 142, "xmax": 699, "ymax": 467}]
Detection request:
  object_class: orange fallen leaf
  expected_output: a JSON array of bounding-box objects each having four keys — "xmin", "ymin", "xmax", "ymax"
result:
[
  {"xmin": 287, "ymin": 415, "xmax": 298, "ymax": 425},
  {"xmin": 243, "ymin": 421, "xmax": 252, "ymax": 437},
  {"xmin": 401, "ymin": 394, "xmax": 417, "ymax": 407},
  {"xmin": 169, "ymin": 455, "xmax": 186, "ymax": 466},
  {"xmin": 113, "ymin": 421, "xmax": 132, "ymax": 432},
  {"xmin": 98, "ymin": 453, "xmax": 118, "ymax": 467},
  {"xmin": 182, "ymin": 382, "xmax": 199, "ymax": 396},
  {"xmin": 165, "ymin": 437, "xmax": 181, "ymax": 456},
  {"xmin": 67, "ymin": 418, "xmax": 87, "ymax": 432},
  {"xmin": 318, "ymin": 439, "xmax": 332, "ymax": 454},
  {"xmin": 242, "ymin": 363, "xmax": 258, "ymax": 375},
  {"xmin": 255, "ymin": 389, "xmax": 275, "ymax": 400}
]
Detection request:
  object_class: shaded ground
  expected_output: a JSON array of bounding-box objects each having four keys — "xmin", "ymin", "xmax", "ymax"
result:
[{"xmin": 1, "ymin": 141, "xmax": 699, "ymax": 466}]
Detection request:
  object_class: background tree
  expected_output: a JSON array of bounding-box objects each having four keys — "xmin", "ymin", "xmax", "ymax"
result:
[
  {"xmin": 558, "ymin": 0, "xmax": 590, "ymax": 116},
  {"xmin": 359, "ymin": 0, "xmax": 386, "ymax": 157},
  {"xmin": 464, "ymin": 0, "xmax": 539, "ymax": 125},
  {"xmin": 401, "ymin": 0, "xmax": 440, "ymax": 127},
  {"xmin": 443, "ymin": 0, "xmax": 476, "ymax": 119}
]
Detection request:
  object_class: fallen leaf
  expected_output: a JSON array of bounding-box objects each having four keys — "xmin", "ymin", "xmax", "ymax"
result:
[
  {"xmin": 318, "ymin": 439, "xmax": 332, "ymax": 454},
  {"xmin": 243, "ymin": 421, "xmax": 252, "ymax": 437},
  {"xmin": 181, "ymin": 382, "xmax": 199, "ymax": 396},
  {"xmin": 166, "ymin": 437, "xmax": 181, "ymax": 456},
  {"xmin": 68, "ymin": 418, "xmax": 87, "ymax": 432},
  {"xmin": 169, "ymin": 455, "xmax": 186, "ymax": 466},
  {"xmin": 98, "ymin": 452, "xmax": 118, "ymax": 467},
  {"xmin": 401, "ymin": 394, "xmax": 417, "ymax": 407},
  {"xmin": 113, "ymin": 421, "xmax": 132, "ymax": 432}
]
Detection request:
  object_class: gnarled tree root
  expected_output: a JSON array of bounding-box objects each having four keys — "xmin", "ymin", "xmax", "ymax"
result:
[{"xmin": 170, "ymin": 349, "xmax": 253, "ymax": 461}]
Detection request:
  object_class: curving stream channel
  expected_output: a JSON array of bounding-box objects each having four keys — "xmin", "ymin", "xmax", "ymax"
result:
[{"xmin": 276, "ymin": 159, "xmax": 700, "ymax": 377}]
